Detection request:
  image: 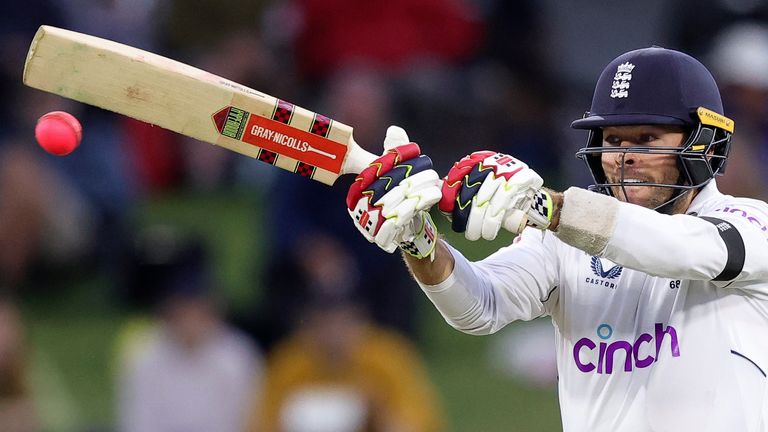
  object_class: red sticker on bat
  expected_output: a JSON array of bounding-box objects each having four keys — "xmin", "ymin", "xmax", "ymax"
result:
[{"xmin": 213, "ymin": 106, "xmax": 346, "ymax": 174}]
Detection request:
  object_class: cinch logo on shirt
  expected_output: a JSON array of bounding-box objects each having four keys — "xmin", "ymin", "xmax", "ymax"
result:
[
  {"xmin": 573, "ymin": 323, "xmax": 680, "ymax": 374},
  {"xmin": 715, "ymin": 206, "xmax": 768, "ymax": 239}
]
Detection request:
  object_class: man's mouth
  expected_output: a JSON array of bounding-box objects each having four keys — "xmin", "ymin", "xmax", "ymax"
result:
[{"xmin": 608, "ymin": 178, "xmax": 650, "ymax": 185}]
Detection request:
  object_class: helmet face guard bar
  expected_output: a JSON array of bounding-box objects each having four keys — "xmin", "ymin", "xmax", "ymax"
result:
[{"xmin": 575, "ymin": 120, "xmax": 732, "ymax": 212}]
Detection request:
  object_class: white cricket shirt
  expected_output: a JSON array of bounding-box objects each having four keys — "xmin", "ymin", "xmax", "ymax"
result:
[
  {"xmin": 420, "ymin": 181, "xmax": 768, "ymax": 431},
  {"xmin": 118, "ymin": 326, "xmax": 262, "ymax": 432}
]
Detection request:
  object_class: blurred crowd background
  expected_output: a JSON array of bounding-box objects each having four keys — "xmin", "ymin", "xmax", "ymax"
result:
[{"xmin": 1, "ymin": 1, "xmax": 767, "ymax": 431}]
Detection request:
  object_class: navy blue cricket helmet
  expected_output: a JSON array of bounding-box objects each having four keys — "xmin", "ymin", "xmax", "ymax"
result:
[{"xmin": 572, "ymin": 47, "xmax": 734, "ymax": 210}]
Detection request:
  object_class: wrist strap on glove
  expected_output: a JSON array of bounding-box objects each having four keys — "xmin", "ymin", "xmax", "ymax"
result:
[
  {"xmin": 526, "ymin": 189, "xmax": 554, "ymax": 230},
  {"xmin": 398, "ymin": 211, "xmax": 438, "ymax": 261}
]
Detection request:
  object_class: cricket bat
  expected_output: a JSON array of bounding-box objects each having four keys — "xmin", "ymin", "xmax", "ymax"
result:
[{"xmin": 23, "ymin": 25, "xmax": 377, "ymax": 185}]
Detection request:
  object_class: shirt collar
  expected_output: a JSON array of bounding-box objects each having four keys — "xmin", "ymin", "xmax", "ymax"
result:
[{"xmin": 686, "ymin": 180, "xmax": 721, "ymax": 215}]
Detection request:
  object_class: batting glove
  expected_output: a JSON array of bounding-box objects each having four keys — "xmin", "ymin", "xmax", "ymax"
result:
[
  {"xmin": 439, "ymin": 151, "xmax": 553, "ymax": 240},
  {"xmin": 346, "ymin": 126, "xmax": 441, "ymax": 259}
]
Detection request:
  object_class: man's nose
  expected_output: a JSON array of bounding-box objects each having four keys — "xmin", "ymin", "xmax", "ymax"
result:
[{"xmin": 614, "ymin": 145, "xmax": 636, "ymax": 166}]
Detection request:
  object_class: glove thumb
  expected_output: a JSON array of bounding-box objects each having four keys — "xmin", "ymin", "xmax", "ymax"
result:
[{"xmin": 383, "ymin": 125, "xmax": 410, "ymax": 152}]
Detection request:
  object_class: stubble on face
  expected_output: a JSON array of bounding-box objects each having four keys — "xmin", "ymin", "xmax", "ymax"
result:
[{"xmin": 600, "ymin": 125, "xmax": 695, "ymax": 213}]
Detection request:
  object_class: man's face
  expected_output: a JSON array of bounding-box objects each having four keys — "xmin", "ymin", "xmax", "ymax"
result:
[{"xmin": 600, "ymin": 125, "xmax": 688, "ymax": 210}]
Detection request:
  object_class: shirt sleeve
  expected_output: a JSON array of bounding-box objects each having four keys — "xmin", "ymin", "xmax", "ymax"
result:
[
  {"xmin": 602, "ymin": 198, "xmax": 768, "ymax": 288},
  {"xmin": 417, "ymin": 228, "xmax": 560, "ymax": 335}
]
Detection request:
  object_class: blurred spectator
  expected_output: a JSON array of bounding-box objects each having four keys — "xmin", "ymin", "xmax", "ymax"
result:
[
  {"xmin": 285, "ymin": 0, "xmax": 482, "ymax": 81},
  {"xmin": 707, "ymin": 22, "xmax": 768, "ymax": 200},
  {"xmin": 175, "ymin": 31, "xmax": 280, "ymax": 192},
  {"xmin": 116, "ymin": 229, "xmax": 263, "ymax": 432},
  {"xmin": 52, "ymin": 0, "xmax": 162, "ymax": 51},
  {"xmin": 0, "ymin": 143, "xmax": 94, "ymax": 290},
  {"xmin": 471, "ymin": 0, "xmax": 564, "ymax": 182},
  {"xmin": 247, "ymin": 249, "xmax": 445, "ymax": 432},
  {"xmin": 107, "ymin": 6, "xmax": 285, "ymax": 194},
  {"xmin": 133, "ymin": 1, "xmax": 283, "ymax": 194},
  {"xmin": 41, "ymin": 0, "xmax": 154, "ymax": 216},
  {"xmin": 671, "ymin": 0, "xmax": 768, "ymax": 58},
  {"xmin": 0, "ymin": 298, "xmax": 40, "ymax": 432},
  {"xmin": 251, "ymin": 68, "xmax": 424, "ymax": 348},
  {"xmin": 255, "ymin": 0, "xmax": 487, "ymax": 174},
  {"xmin": 0, "ymin": 1, "xmax": 136, "ymax": 291},
  {"xmin": 162, "ymin": 0, "xmax": 269, "ymax": 59},
  {"xmin": 533, "ymin": 0, "xmax": 678, "ymax": 187},
  {"xmin": 538, "ymin": 0, "xmax": 675, "ymax": 92},
  {"xmin": 320, "ymin": 67, "xmax": 395, "ymax": 154},
  {"xmin": 470, "ymin": 0, "xmax": 566, "ymax": 188},
  {"xmin": 488, "ymin": 319, "xmax": 558, "ymax": 389},
  {"xmin": 462, "ymin": 0, "xmax": 566, "ymax": 187},
  {"xmin": 0, "ymin": 1, "xmax": 64, "ymax": 135},
  {"xmin": 37, "ymin": 0, "xmax": 157, "ymax": 216}
]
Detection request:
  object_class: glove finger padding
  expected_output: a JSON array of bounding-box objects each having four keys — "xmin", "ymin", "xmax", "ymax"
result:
[
  {"xmin": 346, "ymin": 143, "xmax": 421, "ymax": 211},
  {"xmin": 450, "ymin": 162, "xmax": 492, "ymax": 233},
  {"xmin": 374, "ymin": 165, "xmax": 439, "ymax": 218},
  {"xmin": 480, "ymin": 176, "xmax": 522, "ymax": 240},
  {"xmin": 347, "ymin": 139, "xmax": 441, "ymax": 254},
  {"xmin": 465, "ymin": 175, "xmax": 504, "ymax": 241},
  {"xmin": 374, "ymin": 170, "xmax": 440, "ymax": 249},
  {"xmin": 347, "ymin": 143, "xmax": 424, "ymax": 245},
  {"xmin": 499, "ymin": 169, "xmax": 546, "ymax": 232},
  {"xmin": 383, "ymin": 125, "xmax": 410, "ymax": 151},
  {"xmin": 440, "ymin": 151, "xmax": 547, "ymax": 240},
  {"xmin": 365, "ymin": 155, "xmax": 434, "ymax": 205},
  {"xmin": 408, "ymin": 176, "xmax": 443, "ymax": 212},
  {"xmin": 439, "ymin": 150, "xmax": 494, "ymax": 217}
]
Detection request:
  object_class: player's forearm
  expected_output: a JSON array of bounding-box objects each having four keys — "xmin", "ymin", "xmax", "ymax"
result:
[
  {"xmin": 552, "ymin": 187, "xmax": 767, "ymax": 282},
  {"xmin": 408, "ymin": 236, "xmax": 556, "ymax": 334},
  {"xmin": 405, "ymin": 240, "xmax": 492, "ymax": 334},
  {"xmin": 403, "ymin": 239, "xmax": 454, "ymax": 285},
  {"xmin": 602, "ymin": 199, "xmax": 768, "ymax": 282}
]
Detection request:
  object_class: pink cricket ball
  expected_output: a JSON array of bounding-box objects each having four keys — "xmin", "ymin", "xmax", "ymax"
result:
[{"xmin": 34, "ymin": 111, "xmax": 82, "ymax": 156}]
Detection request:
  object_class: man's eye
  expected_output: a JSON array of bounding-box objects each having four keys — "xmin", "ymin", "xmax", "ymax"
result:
[
  {"xmin": 640, "ymin": 134, "xmax": 657, "ymax": 143},
  {"xmin": 604, "ymin": 136, "xmax": 621, "ymax": 146}
]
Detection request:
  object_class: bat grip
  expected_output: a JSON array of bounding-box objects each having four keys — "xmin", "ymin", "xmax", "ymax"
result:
[
  {"xmin": 343, "ymin": 126, "xmax": 410, "ymax": 175},
  {"xmin": 342, "ymin": 140, "xmax": 378, "ymax": 175},
  {"xmin": 502, "ymin": 209, "xmax": 529, "ymax": 234}
]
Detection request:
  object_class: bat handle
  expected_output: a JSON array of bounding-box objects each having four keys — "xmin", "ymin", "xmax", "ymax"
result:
[
  {"xmin": 502, "ymin": 209, "xmax": 529, "ymax": 234},
  {"xmin": 342, "ymin": 139, "xmax": 379, "ymax": 175},
  {"xmin": 343, "ymin": 126, "xmax": 417, "ymax": 175}
]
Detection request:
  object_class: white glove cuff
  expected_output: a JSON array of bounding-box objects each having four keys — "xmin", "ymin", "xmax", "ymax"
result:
[
  {"xmin": 526, "ymin": 189, "xmax": 554, "ymax": 230},
  {"xmin": 399, "ymin": 211, "xmax": 438, "ymax": 261}
]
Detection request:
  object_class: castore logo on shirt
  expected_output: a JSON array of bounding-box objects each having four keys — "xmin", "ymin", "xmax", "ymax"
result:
[{"xmin": 585, "ymin": 257, "xmax": 623, "ymax": 289}]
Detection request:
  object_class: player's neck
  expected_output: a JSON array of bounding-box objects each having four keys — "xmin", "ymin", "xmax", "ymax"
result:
[{"xmin": 670, "ymin": 189, "xmax": 698, "ymax": 215}]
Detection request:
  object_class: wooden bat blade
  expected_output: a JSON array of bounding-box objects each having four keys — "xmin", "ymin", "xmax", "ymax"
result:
[{"xmin": 23, "ymin": 25, "xmax": 376, "ymax": 185}]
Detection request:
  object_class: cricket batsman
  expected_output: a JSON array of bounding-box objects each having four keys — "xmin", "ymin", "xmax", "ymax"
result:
[{"xmin": 346, "ymin": 47, "xmax": 768, "ymax": 431}]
